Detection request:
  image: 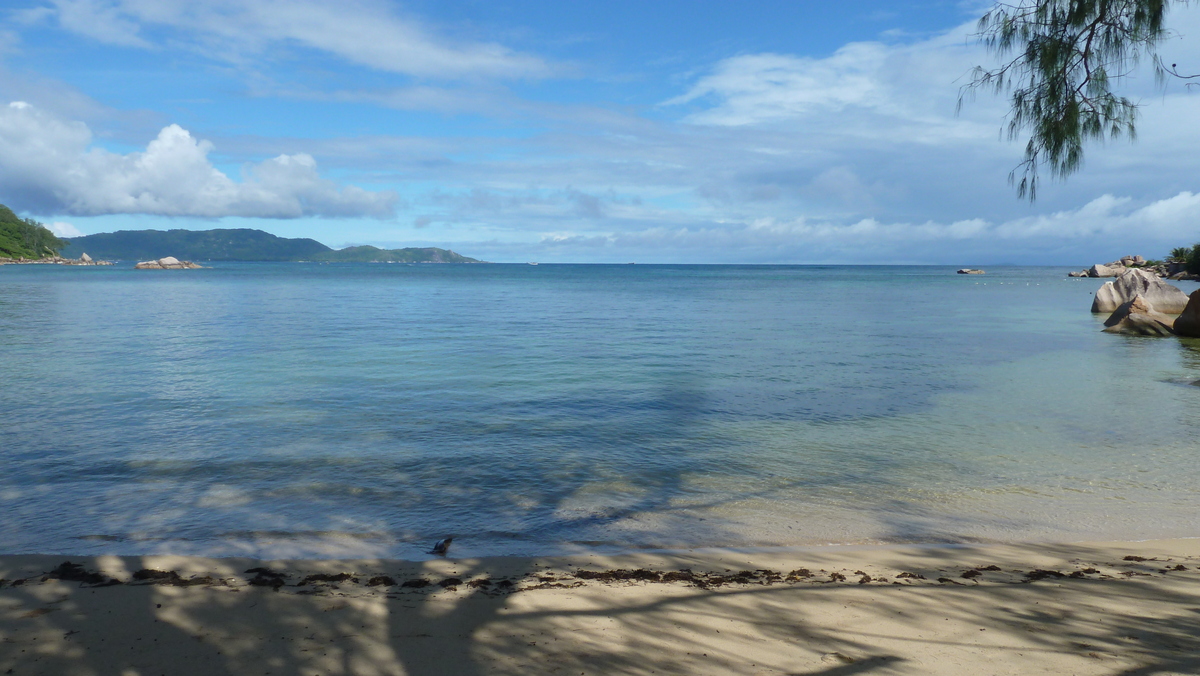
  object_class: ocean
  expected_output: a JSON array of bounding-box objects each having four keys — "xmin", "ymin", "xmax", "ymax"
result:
[{"xmin": 2, "ymin": 263, "xmax": 1198, "ymax": 559}]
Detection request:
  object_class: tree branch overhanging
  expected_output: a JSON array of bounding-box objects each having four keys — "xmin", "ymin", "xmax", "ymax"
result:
[{"xmin": 962, "ymin": 0, "xmax": 1173, "ymax": 200}]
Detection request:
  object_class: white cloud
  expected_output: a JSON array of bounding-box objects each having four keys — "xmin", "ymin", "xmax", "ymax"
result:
[
  {"xmin": 663, "ymin": 23, "xmax": 996, "ymax": 130},
  {"xmin": 664, "ymin": 45, "xmax": 889, "ymax": 126},
  {"xmin": 40, "ymin": 0, "xmax": 553, "ymax": 80},
  {"xmin": 48, "ymin": 221, "xmax": 83, "ymax": 237},
  {"xmin": 405, "ymin": 189, "xmax": 1200, "ymax": 264},
  {"xmin": 0, "ymin": 101, "xmax": 398, "ymax": 218}
]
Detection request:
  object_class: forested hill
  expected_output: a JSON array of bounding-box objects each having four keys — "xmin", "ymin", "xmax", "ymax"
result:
[
  {"xmin": 0, "ymin": 205, "xmax": 67, "ymax": 259},
  {"xmin": 61, "ymin": 229, "xmax": 332, "ymax": 261},
  {"xmin": 60, "ymin": 228, "xmax": 484, "ymax": 263},
  {"xmin": 311, "ymin": 245, "xmax": 481, "ymax": 263}
]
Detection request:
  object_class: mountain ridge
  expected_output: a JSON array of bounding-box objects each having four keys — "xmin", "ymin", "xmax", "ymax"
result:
[{"xmin": 60, "ymin": 228, "xmax": 483, "ymax": 263}]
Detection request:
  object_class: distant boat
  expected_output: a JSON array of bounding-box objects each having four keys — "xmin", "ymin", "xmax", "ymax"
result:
[{"xmin": 528, "ymin": 262, "xmax": 538, "ymax": 266}]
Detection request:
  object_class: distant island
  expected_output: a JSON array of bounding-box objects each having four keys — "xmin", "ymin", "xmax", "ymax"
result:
[
  {"xmin": 60, "ymin": 228, "xmax": 483, "ymax": 263},
  {"xmin": 0, "ymin": 205, "xmax": 67, "ymax": 260}
]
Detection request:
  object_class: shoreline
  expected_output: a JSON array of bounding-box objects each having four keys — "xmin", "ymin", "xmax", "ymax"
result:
[{"xmin": 4, "ymin": 538, "xmax": 1199, "ymax": 674}]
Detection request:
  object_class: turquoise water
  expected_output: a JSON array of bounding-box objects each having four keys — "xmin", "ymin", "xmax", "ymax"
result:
[{"xmin": 2, "ymin": 263, "xmax": 1198, "ymax": 559}]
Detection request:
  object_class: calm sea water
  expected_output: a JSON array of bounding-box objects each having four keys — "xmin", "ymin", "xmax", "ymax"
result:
[{"xmin": 2, "ymin": 263, "xmax": 1198, "ymax": 559}]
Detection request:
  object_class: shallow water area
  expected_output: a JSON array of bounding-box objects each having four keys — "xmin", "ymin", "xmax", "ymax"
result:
[{"xmin": 1, "ymin": 263, "xmax": 1198, "ymax": 559}]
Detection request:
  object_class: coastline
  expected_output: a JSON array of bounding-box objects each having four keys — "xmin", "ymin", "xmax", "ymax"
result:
[{"xmin": 4, "ymin": 538, "xmax": 1199, "ymax": 675}]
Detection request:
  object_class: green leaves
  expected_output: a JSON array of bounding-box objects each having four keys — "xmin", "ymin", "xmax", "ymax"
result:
[
  {"xmin": 964, "ymin": 0, "xmax": 1171, "ymax": 199},
  {"xmin": 0, "ymin": 205, "xmax": 67, "ymax": 259}
]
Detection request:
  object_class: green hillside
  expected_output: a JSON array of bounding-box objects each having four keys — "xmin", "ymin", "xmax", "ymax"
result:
[
  {"xmin": 311, "ymin": 245, "xmax": 482, "ymax": 263},
  {"xmin": 57, "ymin": 228, "xmax": 484, "ymax": 263},
  {"xmin": 61, "ymin": 229, "xmax": 333, "ymax": 261},
  {"xmin": 0, "ymin": 205, "xmax": 67, "ymax": 259}
]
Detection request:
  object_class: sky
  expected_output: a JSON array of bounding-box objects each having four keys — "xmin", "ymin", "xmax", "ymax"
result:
[{"xmin": 2, "ymin": 0, "xmax": 1200, "ymax": 264}]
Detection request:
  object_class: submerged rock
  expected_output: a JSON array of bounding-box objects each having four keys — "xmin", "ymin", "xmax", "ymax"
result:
[
  {"xmin": 1173, "ymin": 290, "xmax": 1200, "ymax": 338},
  {"xmin": 1091, "ymin": 269, "xmax": 1190, "ymax": 314},
  {"xmin": 1103, "ymin": 295, "xmax": 1177, "ymax": 336}
]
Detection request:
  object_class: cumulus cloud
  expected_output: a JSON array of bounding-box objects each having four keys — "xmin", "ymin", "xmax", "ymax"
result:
[
  {"xmin": 0, "ymin": 101, "xmax": 398, "ymax": 218},
  {"xmin": 38, "ymin": 0, "xmax": 553, "ymax": 80},
  {"xmin": 47, "ymin": 221, "xmax": 83, "ymax": 237}
]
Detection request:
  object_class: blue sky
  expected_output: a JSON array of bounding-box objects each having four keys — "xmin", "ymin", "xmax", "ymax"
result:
[{"xmin": 2, "ymin": 0, "xmax": 1199, "ymax": 263}]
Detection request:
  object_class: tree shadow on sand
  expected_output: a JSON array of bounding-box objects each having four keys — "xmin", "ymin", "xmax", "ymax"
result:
[{"xmin": 4, "ymin": 542, "xmax": 1200, "ymax": 675}]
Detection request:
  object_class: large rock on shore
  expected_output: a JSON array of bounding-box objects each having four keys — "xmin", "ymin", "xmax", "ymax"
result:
[
  {"xmin": 135, "ymin": 256, "xmax": 202, "ymax": 270},
  {"xmin": 1090, "ymin": 269, "xmax": 1190, "ymax": 314},
  {"xmin": 1174, "ymin": 290, "xmax": 1200, "ymax": 338},
  {"xmin": 1103, "ymin": 295, "xmax": 1177, "ymax": 336},
  {"xmin": 1088, "ymin": 264, "xmax": 1119, "ymax": 278}
]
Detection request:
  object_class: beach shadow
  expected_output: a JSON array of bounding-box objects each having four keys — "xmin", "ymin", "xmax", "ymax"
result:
[{"xmin": 4, "ymin": 544, "xmax": 1200, "ymax": 675}]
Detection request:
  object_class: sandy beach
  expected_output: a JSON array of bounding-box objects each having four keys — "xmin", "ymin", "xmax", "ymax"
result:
[{"xmin": 2, "ymin": 539, "xmax": 1198, "ymax": 675}]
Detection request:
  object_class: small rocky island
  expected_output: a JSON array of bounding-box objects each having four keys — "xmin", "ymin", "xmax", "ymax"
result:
[{"xmin": 134, "ymin": 256, "xmax": 203, "ymax": 270}]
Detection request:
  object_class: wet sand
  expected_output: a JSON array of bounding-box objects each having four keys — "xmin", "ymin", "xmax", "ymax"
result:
[{"xmin": 2, "ymin": 538, "xmax": 1199, "ymax": 675}]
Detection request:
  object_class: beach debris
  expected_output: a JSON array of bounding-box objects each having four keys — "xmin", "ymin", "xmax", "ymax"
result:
[
  {"xmin": 1023, "ymin": 569, "xmax": 1066, "ymax": 582},
  {"xmin": 431, "ymin": 537, "xmax": 453, "ymax": 556},
  {"xmin": 131, "ymin": 569, "xmax": 215, "ymax": 586},
  {"xmin": 299, "ymin": 572, "xmax": 358, "ymax": 586},
  {"xmin": 575, "ymin": 569, "xmax": 662, "ymax": 582},
  {"xmin": 245, "ymin": 567, "xmax": 287, "ymax": 590},
  {"xmin": 467, "ymin": 578, "xmax": 493, "ymax": 588},
  {"xmin": 1122, "ymin": 555, "xmax": 1153, "ymax": 562},
  {"xmin": 43, "ymin": 561, "xmax": 120, "ymax": 587},
  {"xmin": 401, "ymin": 578, "xmax": 431, "ymax": 588},
  {"xmin": 367, "ymin": 575, "xmax": 397, "ymax": 587},
  {"xmin": 437, "ymin": 577, "xmax": 463, "ymax": 588}
]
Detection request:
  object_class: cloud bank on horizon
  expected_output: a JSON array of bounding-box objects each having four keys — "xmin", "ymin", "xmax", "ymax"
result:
[{"xmin": 2, "ymin": 0, "xmax": 1199, "ymax": 263}]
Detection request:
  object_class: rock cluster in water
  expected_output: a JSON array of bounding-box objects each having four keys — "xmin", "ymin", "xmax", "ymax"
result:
[
  {"xmin": 0, "ymin": 253, "xmax": 111, "ymax": 266},
  {"xmin": 1089, "ymin": 267, "xmax": 1200, "ymax": 337},
  {"xmin": 1175, "ymin": 291, "xmax": 1200, "ymax": 338},
  {"xmin": 1068, "ymin": 255, "xmax": 1199, "ymax": 280},
  {"xmin": 134, "ymin": 256, "xmax": 203, "ymax": 270},
  {"xmin": 1091, "ymin": 269, "xmax": 1190, "ymax": 314},
  {"xmin": 956, "ymin": 268, "xmax": 985, "ymax": 275}
]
